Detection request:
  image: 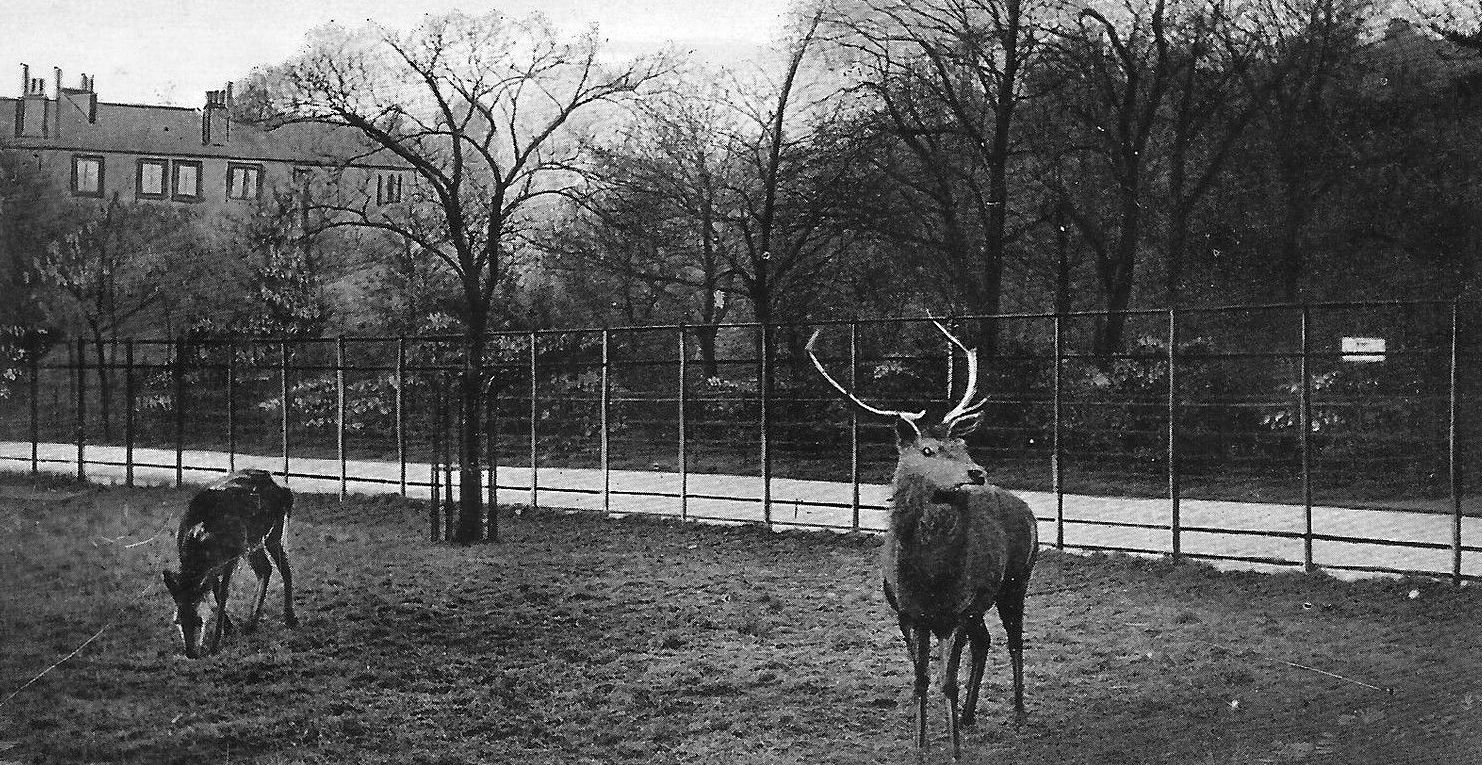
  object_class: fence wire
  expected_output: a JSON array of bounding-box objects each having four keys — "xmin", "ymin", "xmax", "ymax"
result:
[{"xmin": 0, "ymin": 300, "xmax": 1476, "ymax": 580}]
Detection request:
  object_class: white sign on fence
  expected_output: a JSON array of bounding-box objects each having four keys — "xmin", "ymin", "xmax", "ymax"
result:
[{"xmin": 1341, "ymin": 336, "xmax": 1386, "ymax": 363}]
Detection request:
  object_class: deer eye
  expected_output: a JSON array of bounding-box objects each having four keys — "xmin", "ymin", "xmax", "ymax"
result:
[{"xmin": 921, "ymin": 446, "xmax": 934, "ymax": 457}]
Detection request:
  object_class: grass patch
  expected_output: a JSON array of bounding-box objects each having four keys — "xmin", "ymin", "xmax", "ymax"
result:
[{"xmin": 1, "ymin": 474, "xmax": 1480, "ymax": 763}]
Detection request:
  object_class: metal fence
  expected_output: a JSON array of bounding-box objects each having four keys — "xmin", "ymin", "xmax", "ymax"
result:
[{"xmin": 1, "ymin": 300, "xmax": 1477, "ymax": 581}]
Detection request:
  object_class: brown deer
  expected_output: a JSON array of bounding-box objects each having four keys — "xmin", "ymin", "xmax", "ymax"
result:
[
  {"xmin": 162, "ymin": 469, "xmax": 298, "ymax": 658},
  {"xmin": 808, "ymin": 322, "xmax": 1039, "ymax": 760}
]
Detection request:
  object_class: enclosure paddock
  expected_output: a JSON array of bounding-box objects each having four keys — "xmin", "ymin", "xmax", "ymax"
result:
[
  {"xmin": 3, "ymin": 441, "xmax": 1480, "ymax": 581},
  {"xmin": 2, "ymin": 478, "xmax": 1481, "ymax": 764}
]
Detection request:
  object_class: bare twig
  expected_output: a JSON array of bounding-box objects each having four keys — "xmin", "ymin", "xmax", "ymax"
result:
[
  {"xmin": 0, "ymin": 625, "xmax": 109, "ymax": 708},
  {"xmin": 1208, "ymin": 643, "xmax": 1393, "ymax": 694}
]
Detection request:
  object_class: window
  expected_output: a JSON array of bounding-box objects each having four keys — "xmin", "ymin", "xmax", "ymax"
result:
[
  {"xmin": 71, "ymin": 155, "xmax": 104, "ymax": 197},
  {"xmin": 376, "ymin": 172, "xmax": 404, "ymax": 205},
  {"xmin": 227, "ymin": 163, "xmax": 263, "ymax": 200},
  {"xmin": 136, "ymin": 158, "xmax": 167, "ymax": 198},
  {"xmin": 171, "ymin": 160, "xmax": 202, "ymax": 201}
]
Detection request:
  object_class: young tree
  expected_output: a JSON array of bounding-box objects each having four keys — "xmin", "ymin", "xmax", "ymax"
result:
[
  {"xmin": 32, "ymin": 198, "xmax": 219, "ymax": 438},
  {"xmin": 269, "ymin": 10, "xmax": 673, "ymax": 542}
]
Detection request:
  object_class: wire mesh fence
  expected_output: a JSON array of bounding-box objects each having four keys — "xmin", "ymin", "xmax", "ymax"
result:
[{"xmin": 0, "ymin": 300, "xmax": 1477, "ymax": 579}]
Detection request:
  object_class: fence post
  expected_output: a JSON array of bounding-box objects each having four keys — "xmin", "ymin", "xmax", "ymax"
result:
[
  {"xmin": 1450, "ymin": 300, "xmax": 1463, "ymax": 585},
  {"xmin": 75, "ymin": 336, "xmax": 86, "ymax": 482},
  {"xmin": 1053, "ymin": 314, "xmax": 1064, "ymax": 550},
  {"xmin": 1300, "ymin": 306, "xmax": 1314, "ymax": 572},
  {"xmin": 678, "ymin": 325, "xmax": 688, "ymax": 522},
  {"xmin": 336, "ymin": 337, "xmax": 347, "ymax": 500},
  {"xmin": 173, "ymin": 337, "xmax": 184, "ymax": 488},
  {"xmin": 445, "ymin": 378, "xmax": 457, "ymax": 542},
  {"xmin": 850, "ymin": 320, "xmax": 861, "ymax": 532},
  {"xmin": 227, "ymin": 339, "xmax": 237, "ymax": 473},
  {"xmin": 1168, "ymin": 308, "xmax": 1180, "ymax": 561},
  {"xmin": 601, "ymin": 328, "xmax": 611, "ymax": 517},
  {"xmin": 29, "ymin": 345, "xmax": 39, "ymax": 476},
  {"xmin": 124, "ymin": 340, "xmax": 135, "ymax": 487},
  {"xmin": 430, "ymin": 373, "xmax": 442, "ymax": 542},
  {"xmin": 529, "ymin": 331, "xmax": 539, "ymax": 509},
  {"xmin": 486, "ymin": 360, "xmax": 498, "ymax": 542},
  {"xmin": 759, "ymin": 322, "xmax": 772, "ymax": 528},
  {"xmin": 396, "ymin": 337, "xmax": 407, "ymax": 496},
  {"xmin": 279, "ymin": 341, "xmax": 290, "ymax": 485}
]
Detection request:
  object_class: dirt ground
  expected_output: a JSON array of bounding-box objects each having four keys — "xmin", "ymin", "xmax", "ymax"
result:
[{"xmin": 1, "ymin": 475, "xmax": 1480, "ymax": 764}]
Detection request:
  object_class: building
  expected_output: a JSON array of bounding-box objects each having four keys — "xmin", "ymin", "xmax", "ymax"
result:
[{"xmin": 2, "ymin": 64, "xmax": 408, "ymax": 215}]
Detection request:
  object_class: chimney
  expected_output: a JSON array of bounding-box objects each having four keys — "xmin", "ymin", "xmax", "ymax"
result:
[
  {"xmin": 53, "ymin": 68, "xmax": 62, "ymax": 139},
  {"xmin": 202, "ymin": 87, "xmax": 229, "ymax": 145},
  {"xmin": 58, "ymin": 69, "xmax": 97, "ymax": 128},
  {"xmin": 15, "ymin": 66, "xmax": 48, "ymax": 138}
]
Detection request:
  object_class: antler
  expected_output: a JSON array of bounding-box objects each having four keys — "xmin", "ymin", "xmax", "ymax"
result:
[
  {"xmin": 931, "ymin": 320, "xmax": 988, "ymax": 427},
  {"xmin": 806, "ymin": 329, "xmax": 925, "ymax": 437}
]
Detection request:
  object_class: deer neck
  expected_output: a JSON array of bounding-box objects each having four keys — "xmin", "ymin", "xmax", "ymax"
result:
[{"xmin": 889, "ymin": 475, "xmax": 968, "ymax": 549}]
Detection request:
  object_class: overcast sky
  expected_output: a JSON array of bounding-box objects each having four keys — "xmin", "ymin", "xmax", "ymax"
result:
[{"xmin": 3, "ymin": 0, "xmax": 791, "ymax": 107}]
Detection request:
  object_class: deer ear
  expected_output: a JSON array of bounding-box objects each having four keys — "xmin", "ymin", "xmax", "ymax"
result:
[
  {"xmin": 895, "ymin": 418, "xmax": 919, "ymax": 446},
  {"xmin": 946, "ymin": 411, "xmax": 983, "ymax": 439}
]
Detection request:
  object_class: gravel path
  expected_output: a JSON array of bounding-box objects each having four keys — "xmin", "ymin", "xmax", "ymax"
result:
[{"xmin": 3, "ymin": 440, "xmax": 1477, "ymax": 581}]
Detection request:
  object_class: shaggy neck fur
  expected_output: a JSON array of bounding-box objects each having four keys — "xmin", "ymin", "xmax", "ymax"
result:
[{"xmin": 890, "ymin": 470, "xmax": 968, "ymax": 552}]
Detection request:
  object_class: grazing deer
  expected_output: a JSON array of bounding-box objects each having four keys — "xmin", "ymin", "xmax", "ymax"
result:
[
  {"xmin": 808, "ymin": 322, "xmax": 1039, "ymax": 760},
  {"xmin": 162, "ymin": 469, "xmax": 298, "ymax": 658}
]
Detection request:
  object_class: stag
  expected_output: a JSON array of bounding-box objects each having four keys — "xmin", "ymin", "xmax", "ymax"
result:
[
  {"xmin": 162, "ymin": 469, "xmax": 298, "ymax": 658},
  {"xmin": 808, "ymin": 322, "xmax": 1039, "ymax": 760}
]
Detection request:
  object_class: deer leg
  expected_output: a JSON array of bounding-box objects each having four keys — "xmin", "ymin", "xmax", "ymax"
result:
[
  {"xmin": 266, "ymin": 537, "xmax": 297, "ymax": 628},
  {"xmin": 244, "ymin": 548, "xmax": 272, "ymax": 631},
  {"xmin": 942, "ymin": 627, "xmax": 969, "ymax": 761},
  {"xmin": 897, "ymin": 617, "xmax": 915, "ymax": 661},
  {"xmin": 998, "ymin": 585, "xmax": 1029, "ymax": 722},
  {"xmin": 960, "ymin": 619, "xmax": 991, "ymax": 729},
  {"xmin": 910, "ymin": 625, "xmax": 931, "ymax": 759},
  {"xmin": 207, "ymin": 566, "xmax": 235, "ymax": 654}
]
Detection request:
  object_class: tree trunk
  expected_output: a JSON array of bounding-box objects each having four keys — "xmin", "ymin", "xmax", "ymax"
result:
[
  {"xmin": 1095, "ymin": 277, "xmax": 1135, "ymax": 358},
  {"xmin": 695, "ymin": 324, "xmax": 720, "ymax": 380},
  {"xmin": 1166, "ymin": 202, "xmax": 1189, "ymax": 306},
  {"xmin": 1095, "ymin": 228, "xmax": 1140, "ymax": 356},
  {"xmin": 90, "ymin": 327, "xmax": 112, "ymax": 442},
  {"xmin": 457, "ymin": 289, "xmax": 488, "ymax": 544},
  {"xmin": 1277, "ymin": 180, "xmax": 1308, "ymax": 300}
]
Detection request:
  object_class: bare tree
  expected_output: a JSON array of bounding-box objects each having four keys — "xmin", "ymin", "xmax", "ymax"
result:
[
  {"xmin": 270, "ymin": 11, "xmax": 673, "ymax": 542},
  {"xmin": 549, "ymin": 15, "xmax": 857, "ymax": 369},
  {"xmin": 543, "ymin": 82, "xmax": 740, "ymax": 376},
  {"xmin": 821, "ymin": 0, "xmax": 1061, "ymax": 351},
  {"xmin": 1043, "ymin": 0, "xmax": 1183, "ymax": 356},
  {"xmin": 1253, "ymin": 0, "xmax": 1372, "ymax": 299}
]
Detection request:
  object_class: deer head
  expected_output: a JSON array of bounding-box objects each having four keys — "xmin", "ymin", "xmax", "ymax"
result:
[
  {"xmin": 162, "ymin": 567, "xmax": 212, "ymax": 659},
  {"xmin": 807, "ymin": 321, "xmax": 990, "ymax": 502}
]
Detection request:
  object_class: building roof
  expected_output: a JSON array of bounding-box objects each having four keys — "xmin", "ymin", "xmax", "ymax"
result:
[{"xmin": 1, "ymin": 94, "xmax": 406, "ymax": 170}]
